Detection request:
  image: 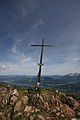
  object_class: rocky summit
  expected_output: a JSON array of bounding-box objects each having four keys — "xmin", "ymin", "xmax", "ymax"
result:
[{"xmin": 0, "ymin": 83, "xmax": 80, "ymax": 120}]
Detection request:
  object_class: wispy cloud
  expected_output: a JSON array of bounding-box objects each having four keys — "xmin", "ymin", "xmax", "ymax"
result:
[
  {"xmin": 22, "ymin": 58, "xmax": 31, "ymax": 62},
  {"xmin": 43, "ymin": 62, "xmax": 80, "ymax": 75},
  {"xmin": 33, "ymin": 19, "xmax": 45, "ymax": 30},
  {"xmin": 11, "ymin": 45, "xmax": 25, "ymax": 57},
  {"xmin": 0, "ymin": 60, "xmax": 37, "ymax": 75},
  {"xmin": 39, "ymin": 19, "xmax": 45, "ymax": 26},
  {"xmin": 11, "ymin": 39, "xmax": 25, "ymax": 57},
  {"xmin": 73, "ymin": 57, "xmax": 80, "ymax": 62},
  {"xmin": 0, "ymin": 64, "xmax": 6, "ymax": 71}
]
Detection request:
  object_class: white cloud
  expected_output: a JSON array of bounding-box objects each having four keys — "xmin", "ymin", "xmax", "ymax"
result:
[
  {"xmin": 33, "ymin": 23, "xmax": 38, "ymax": 29},
  {"xmin": 43, "ymin": 62, "xmax": 80, "ymax": 75},
  {"xmin": 0, "ymin": 59, "xmax": 37, "ymax": 75},
  {"xmin": 11, "ymin": 46, "xmax": 17, "ymax": 53},
  {"xmin": 11, "ymin": 46, "xmax": 25, "ymax": 57},
  {"xmin": 33, "ymin": 19, "xmax": 45, "ymax": 30},
  {"xmin": 73, "ymin": 57, "xmax": 80, "ymax": 62},
  {"xmin": 0, "ymin": 58, "xmax": 80, "ymax": 75},
  {"xmin": 45, "ymin": 57, "xmax": 48, "ymax": 61},
  {"xmin": 0, "ymin": 64, "xmax": 6, "ymax": 71},
  {"xmin": 22, "ymin": 58, "xmax": 31, "ymax": 62},
  {"xmin": 2, "ymin": 65, "xmax": 6, "ymax": 69},
  {"xmin": 22, "ymin": 8, "xmax": 27, "ymax": 15},
  {"xmin": 39, "ymin": 19, "xmax": 45, "ymax": 26},
  {"xmin": 33, "ymin": 51, "xmax": 38, "ymax": 55},
  {"xmin": 11, "ymin": 39, "xmax": 25, "ymax": 57}
]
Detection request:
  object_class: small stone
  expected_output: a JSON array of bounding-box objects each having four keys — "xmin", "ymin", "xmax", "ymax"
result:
[
  {"xmin": 10, "ymin": 95, "xmax": 18, "ymax": 104},
  {"xmin": 14, "ymin": 101, "xmax": 22, "ymax": 112},
  {"xmin": 0, "ymin": 112, "xmax": 2, "ymax": 115},
  {"xmin": 12, "ymin": 89, "xmax": 19, "ymax": 97},
  {"xmin": 22, "ymin": 96, "xmax": 28, "ymax": 105},
  {"xmin": 38, "ymin": 115, "xmax": 45, "ymax": 120},
  {"xmin": 61, "ymin": 114, "xmax": 65, "ymax": 117},
  {"xmin": 30, "ymin": 116, "xmax": 34, "ymax": 120},
  {"xmin": 71, "ymin": 118, "xmax": 78, "ymax": 120},
  {"xmin": 35, "ymin": 109, "xmax": 40, "ymax": 112},
  {"xmin": 24, "ymin": 106, "xmax": 33, "ymax": 112},
  {"xmin": 39, "ymin": 95, "xmax": 44, "ymax": 103},
  {"xmin": 52, "ymin": 108, "xmax": 57, "ymax": 113},
  {"xmin": 56, "ymin": 112, "xmax": 61, "ymax": 116}
]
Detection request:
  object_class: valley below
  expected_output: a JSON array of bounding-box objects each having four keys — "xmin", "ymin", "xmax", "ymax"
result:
[{"xmin": 0, "ymin": 73, "xmax": 80, "ymax": 93}]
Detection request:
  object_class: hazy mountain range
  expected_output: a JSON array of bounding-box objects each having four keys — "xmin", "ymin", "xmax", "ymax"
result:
[{"xmin": 0, "ymin": 73, "xmax": 80, "ymax": 93}]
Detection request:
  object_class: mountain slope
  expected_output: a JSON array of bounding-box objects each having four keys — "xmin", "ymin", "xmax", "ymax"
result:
[{"xmin": 0, "ymin": 83, "xmax": 80, "ymax": 120}]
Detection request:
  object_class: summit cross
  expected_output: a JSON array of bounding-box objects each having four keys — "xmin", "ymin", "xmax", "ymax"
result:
[{"xmin": 31, "ymin": 38, "xmax": 55, "ymax": 89}]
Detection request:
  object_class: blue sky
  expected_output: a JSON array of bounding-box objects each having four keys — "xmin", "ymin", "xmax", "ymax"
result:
[{"xmin": 0, "ymin": 0, "xmax": 80, "ymax": 75}]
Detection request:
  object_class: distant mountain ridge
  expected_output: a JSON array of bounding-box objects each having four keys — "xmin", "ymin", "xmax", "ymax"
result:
[{"xmin": 0, "ymin": 73, "xmax": 80, "ymax": 92}]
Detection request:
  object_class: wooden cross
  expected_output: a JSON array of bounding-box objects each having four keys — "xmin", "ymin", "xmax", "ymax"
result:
[{"xmin": 31, "ymin": 38, "xmax": 54, "ymax": 89}]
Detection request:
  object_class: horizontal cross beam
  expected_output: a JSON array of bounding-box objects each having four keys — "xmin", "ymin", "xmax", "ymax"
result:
[{"xmin": 31, "ymin": 45, "xmax": 55, "ymax": 47}]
